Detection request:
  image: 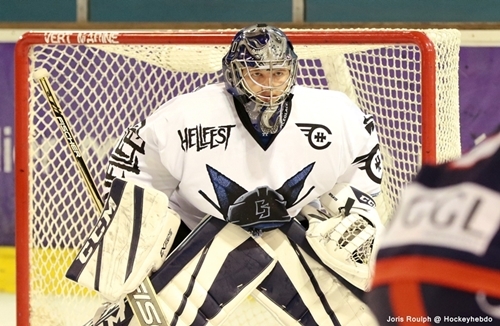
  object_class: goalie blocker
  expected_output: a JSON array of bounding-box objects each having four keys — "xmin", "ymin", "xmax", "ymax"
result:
[
  {"xmin": 66, "ymin": 178, "xmax": 181, "ymax": 303},
  {"xmin": 366, "ymin": 132, "xmax": 500, "ymax": 324}
]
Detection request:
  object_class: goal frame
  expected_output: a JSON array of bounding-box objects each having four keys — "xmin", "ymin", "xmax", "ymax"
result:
[{"xmin": 15, "ymin": 29, "xmax": 442, "ymax": 326}]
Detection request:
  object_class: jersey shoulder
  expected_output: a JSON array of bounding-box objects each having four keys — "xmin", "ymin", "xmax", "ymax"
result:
[
  {"xmin": 292, "ymin": 85, "xmax": 355, "ymax": 104},
  {"xmin": 157, "ymin": 83, "xmax": 231, "ymax": 114},
  {"xmin": 417, "ymin": 131, "xmax": 500, "ymax": 192},
  {"xmin": 291, "ymin": 85, "xmax": 367, "ymax": 126},
  {"xmin": 147, "ymin": 83, "xmax": 232, "ymax": 123},
  {"xmin": 292, "ymin": 85, "xmax": 363, "ymax": 115}
]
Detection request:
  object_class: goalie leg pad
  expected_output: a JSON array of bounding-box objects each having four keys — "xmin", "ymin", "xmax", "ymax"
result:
[
  {"xmin": 151, "ymin": 219, "xmax": 277, "ymax": 326},
  {"xmin": 66, "ymin": 178, "xmax": 181, "ymax": 302}
]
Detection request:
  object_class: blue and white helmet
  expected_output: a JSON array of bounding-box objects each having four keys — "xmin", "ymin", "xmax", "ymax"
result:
[{"xmin": 222, "ymin": 24, "xmax": 298, "ymax": 134}]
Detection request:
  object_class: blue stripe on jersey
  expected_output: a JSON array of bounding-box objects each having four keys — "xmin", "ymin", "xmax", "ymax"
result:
[{"xmin": 416, "ymin": 149, "xmax": 500, "ymax": 192}]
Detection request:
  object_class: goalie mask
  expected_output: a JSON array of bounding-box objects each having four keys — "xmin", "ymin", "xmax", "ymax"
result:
[{"xmin": 223, "ymin": 24, "xmax": 298, "ymax": 135}]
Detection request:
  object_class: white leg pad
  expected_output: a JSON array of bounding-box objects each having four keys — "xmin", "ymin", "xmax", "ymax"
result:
[{"xmin": 66, "ymin": 178, "xmax": 180, "ymax": 303}]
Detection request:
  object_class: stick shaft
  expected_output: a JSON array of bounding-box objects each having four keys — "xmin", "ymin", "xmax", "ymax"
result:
[
  {"xmin": 37, "ymin": 75, "xmax": 104, "ymax": 211},
  {"xmin": 36, "ymin": 70, "xmax": 168, "ymax": 326}
]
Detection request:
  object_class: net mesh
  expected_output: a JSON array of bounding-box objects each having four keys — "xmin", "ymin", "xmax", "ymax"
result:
[{"xmin": 17, "ymin": 28, "xmax": 461, "ymax": 325}]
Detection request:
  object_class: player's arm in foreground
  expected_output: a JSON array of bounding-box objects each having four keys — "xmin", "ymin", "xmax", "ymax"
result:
[{"xmin": 366, "ymin": 131, "xmax": 500, "ymax": 325}]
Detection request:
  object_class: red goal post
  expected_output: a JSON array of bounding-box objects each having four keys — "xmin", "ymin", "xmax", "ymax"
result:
[{"xmin": 15, "ymin": 29, "xmax": 461, "ymax": 326}]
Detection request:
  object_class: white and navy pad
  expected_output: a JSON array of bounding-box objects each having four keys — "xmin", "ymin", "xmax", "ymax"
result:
[
  {"xmin": 87, "ymin": 216, "xmax": 375, "ymax": 326},
  {"xmin": 66, "ymin": 177, "xmax": 180, "ymax": 303}
]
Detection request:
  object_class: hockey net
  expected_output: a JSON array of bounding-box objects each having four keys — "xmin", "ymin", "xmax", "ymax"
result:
[{"xmin": 15, "ymin": 29, "xmax": 461, "ymax": 326}]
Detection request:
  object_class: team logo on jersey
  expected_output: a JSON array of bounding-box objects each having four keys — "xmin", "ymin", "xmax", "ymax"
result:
[
  {"xmin": 199, "ymin": 163, "xmax": 315, "ymax": 233},
  {"xmin": 104, "ymin": 121, "xmax": 147, "ymax": 189},
  {"xmin": 353, "ymin": 144, "xmax": 383, "ymax": 184},
  {"xmin": 364, "ymin": 115, "xmax": 376, "ymax": 134},
  {"xmin": 178, "ymin": 124, "xmax": 236, "ymax": 152},
  {"xmin": 296, "ymin": 123, "xmax": 332, "ymax": 150}
]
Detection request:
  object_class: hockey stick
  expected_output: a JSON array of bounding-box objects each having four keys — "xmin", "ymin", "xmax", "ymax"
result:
[{"xmin": 33, "ymin": 68, "xmax": 169, "ymax": 326}]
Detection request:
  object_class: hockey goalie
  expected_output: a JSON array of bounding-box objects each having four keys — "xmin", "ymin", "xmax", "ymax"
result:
[{"xmin": 65, "ymin": 23, "xmax": 386, "ymax": 326}]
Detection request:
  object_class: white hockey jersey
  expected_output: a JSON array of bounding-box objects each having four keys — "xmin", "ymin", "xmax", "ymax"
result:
[{"xmin": 104, "ymin": 83, "xmax": 382, "ymax": 230}]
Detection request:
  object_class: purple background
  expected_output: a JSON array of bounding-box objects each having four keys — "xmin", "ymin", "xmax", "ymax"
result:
[
  {"xmin": 0, "ymin": 42, "xmax": 15, "ymax": 246},
  {"xmin": 459, "ymin": 47, "xmax": 500, "ymax": 151},
  {"xmin": 0, "ymin": 44, "xmax": 499, "ymax": 246}
]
